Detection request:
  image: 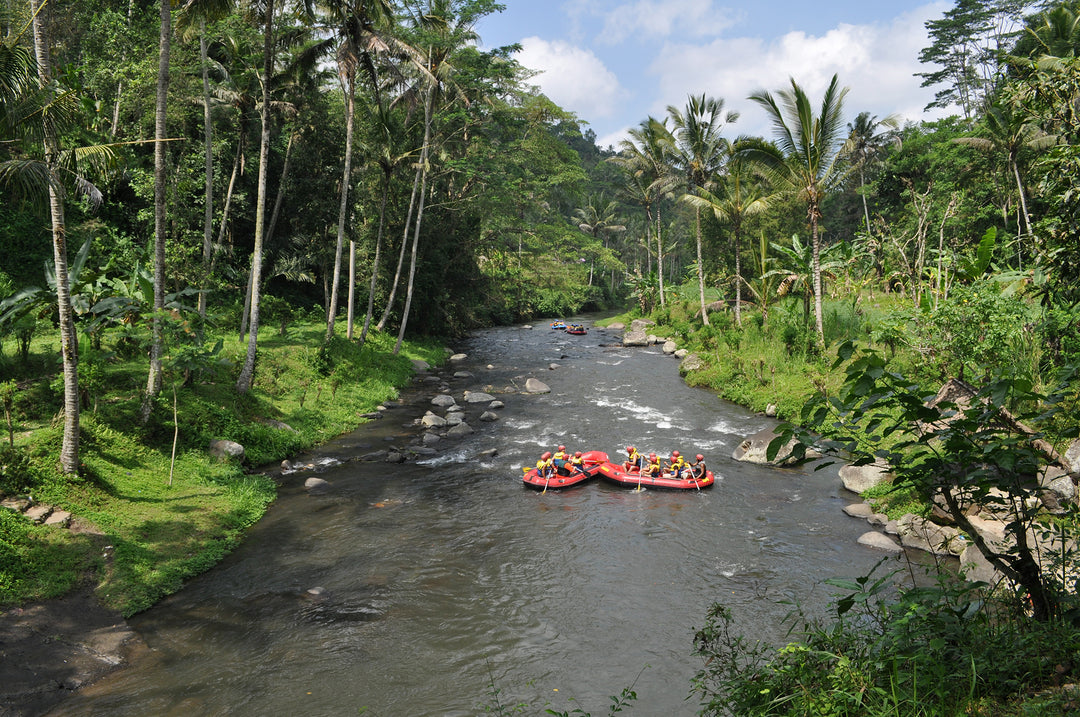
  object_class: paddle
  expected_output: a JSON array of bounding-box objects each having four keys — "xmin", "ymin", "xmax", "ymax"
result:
[{"xmin": 523, "ymin": 465, "xmax": 551, "ymax": 493}]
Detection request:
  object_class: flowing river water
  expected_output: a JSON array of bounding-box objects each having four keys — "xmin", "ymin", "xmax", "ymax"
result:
[{"xmin": 56, "ymin": 321, "xmax": 896, "ymax": 716}]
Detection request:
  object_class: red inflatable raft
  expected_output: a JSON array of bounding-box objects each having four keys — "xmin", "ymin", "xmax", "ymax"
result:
[
  {"xmin": 594, "ymin": 461, "xmax": 715, "ymax": 490},
  {"xmin": 523, "ymin": 450, "xmax": 608, "ymax": 490}
]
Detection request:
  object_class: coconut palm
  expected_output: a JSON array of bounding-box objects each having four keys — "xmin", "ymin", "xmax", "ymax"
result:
[
  {"xmin": 3, "ymin": 8, "xmax": 112, "ymax": 473},
  {"xmin": 745, "ymin": 74, "xmax": 851, "ymax": 346},
  {"xmin": 177, "ymin": 0, "xmax": 236, "ymax": 324},
  {"xmin": 683, "ymin": 139, "xmax": 777, "ymax": 326},
  {"xmin": 610, "ymin": 116, "xmax": 677, "ymax": 308},
  {"xmin": 667, "ymin": 93, "xmax": 737, "ymax": 326},
  {"xmin": 393, "ymin": 0, "xmax": 483, "ymax": 356},
  {"xmin": 953, "ymin": 100, "xmax": 1053, "ymax": 263},
  {"xmin": 845, "ymin": 110, "xmax": 899, "ymax": 237},
  {"xmin": 574, "ymin": 193, "xmax": 626, "ymax": 286},
  {"xmin": 317, "ymin": 0, "xmax": 399, "ymax": 341},
  {"xmin": 236, "ymin": 0, "xmax": 279, "ymax": 394}
]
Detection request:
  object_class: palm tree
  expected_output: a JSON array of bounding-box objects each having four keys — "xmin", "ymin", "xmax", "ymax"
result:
[
  {"xmin": 745, "ymin": 74, "xmax": 851, "ymax": 346},
  {"xmin": 393, "ymin": 0, "xmax": 482, "ymax": 356},
  {"xmin": 236, "ymin": 0, "xmax": 278, "ymax": 394},
  {"xmin": 318, "ymin": 0, "xmax": 397, "ymax": 341},
  {"xmin": 611, "ymin": 117, "xmax": 677, "ymax": 308},
  {"xmin": 953, "ymin": 100, "xmax": 1053, "ymax": 265},
  {"xmin": 683, "ymin": 139, "xmax": 776, "ymax": 326},
  {"xmin": 845, "ymin": 111, "xmax": 899, "ymax": 237},
  {"xmin": 574, "ymin": 193, "xmax": 625, "ymax": 286},
  {"xmin": 667, "ymin": 93, "xmax": 737, "ymax": 326},
  {"xmin": 177, "ymin": 0, "xmax": 236, "ymax": 324},
  {"xmin": 140, "ymin": 0, "xmax": 173, "ymax": 421}
]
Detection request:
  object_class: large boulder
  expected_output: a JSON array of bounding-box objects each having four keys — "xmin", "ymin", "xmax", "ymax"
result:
[
  {"xmin": 411, "ymin": 359, "xmax": 430, "ymax": 372},
  {"xmin": 622, "ymin": 329, "xmax": 648, "ymax": 347},
  {"xmin": 525, "ymin": 378, "xmax": 550, "ymax": 394},
  {"xmin": 679, "ymin": 353, "xmax": 705, "ymax": 373},
  {"xmin": 446, "ymin": 422, "xmax": 475, "ymax": 438},
  {"xmin": 895, "ymin": 514, "xmax": 966, "ymax": 556},
  {"xmin": 463, "ymin": 390, "xmax": 496, "ymax": 403},
  {"xmin": 661, "ymin": 341, "xmax": 678, "ymax": 354},
  {"xmin": 839, "ymin": 459, "xmax": 894, "ymax": 494},
  {"xmin": 731, "ymin": 426, "xmax": 820, "ymax": 466},
  {"xmin": 420, "ymin": 412, "xmax": 447, "ymax": 428},
  {"xmin": 857, "ymin": 531, "xmax": 903, "ymax": 553},
  {"xmin": 431, "ymin": 394, "xmax": 457, "ymax": 408},
  {"xmin": 1065, "ymin": 437, "xmax": 1080, "ymax": 474},
  {"xmin": 209, "ymin": 439, "xmax": 244, "ymax": 462}
]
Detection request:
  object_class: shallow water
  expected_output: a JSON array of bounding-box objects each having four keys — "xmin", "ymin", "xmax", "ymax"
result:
[{"xmin": 58, "ymin": 321, "xmax": 897, "ymax": 716}]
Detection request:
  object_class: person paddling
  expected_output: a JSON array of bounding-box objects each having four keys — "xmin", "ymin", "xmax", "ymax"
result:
[
  {"xmin": 569, "ymin": 451, "xmax": 587, "ymax": 475},
  {"xmin": 553, "ymin": 445, "xmax": 569, "ymax": 475},
  {"xmin": 646, "ymin": 452, "xmax": 662, "ymax": 477},
  {"xmin": 624, "ymin": 445, "xmax": 643, "ymax": 473},
  {"xmin": 666, "ymin": 450, "xmax": 687, "ymax": 479},
  {"xmin": 536, "ymin": 451, "xmax": 555, "ymax": 480},
  {"xmin": 690, "ymin": 454, "xmax": 707, "ymax": 480}
]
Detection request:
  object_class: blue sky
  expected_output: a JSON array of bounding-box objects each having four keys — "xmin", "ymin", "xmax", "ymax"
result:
[{"xmin": 475, "ymin": 0, "xmax": 953, "ymax": 148}]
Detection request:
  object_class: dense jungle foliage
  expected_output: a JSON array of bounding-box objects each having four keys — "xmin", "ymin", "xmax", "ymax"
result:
[{"xmin": 4, "ymin": 0, "xmax": 1080, "ymax": 713}]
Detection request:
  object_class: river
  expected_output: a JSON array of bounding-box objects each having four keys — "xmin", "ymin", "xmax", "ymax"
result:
[{"xmin": 56, "ymin": 321, "xmax": 893, "ymax": 716}]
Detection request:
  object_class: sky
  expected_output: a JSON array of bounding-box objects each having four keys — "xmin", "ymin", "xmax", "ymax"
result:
[{"xmin": 474, "ymin": 0, "xmax": 954, "ymax": 149}]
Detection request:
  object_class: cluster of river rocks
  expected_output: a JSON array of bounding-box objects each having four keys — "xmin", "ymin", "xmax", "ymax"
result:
[
  {"xmin": 727, "ymin": 375, "xmax": 1080, "ymax": 593},
  {"xmin": 612, "ymin": 315, "xmax": 1080, "ymax": 592}
]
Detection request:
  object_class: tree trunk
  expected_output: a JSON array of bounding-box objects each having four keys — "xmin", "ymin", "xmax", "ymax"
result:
[
  {"xmin": 236, "ymin": 0, "xmax": 274, "ymax": 394},
  {"xmin": 327, "ymin": 73, "xmax": 356, "ymax": 340},
  {"xmin": 394, "ymin": 88, "xmax": 433, "ymax": 356},
  {"xmin": 142, "ymin": 0, "xmax": 171, "ymax": 422},
  {"xmin": 346, "ymin": 238, "xmax": 356, "ymax": 339},
  {"xmin": 860, "ymin": 165, "xmax": 871, "ymax": 237},
  {"xmin": 359, "ymin": 171, "xmax": 390, "ymax": 348},
  {"xmin": 33, "ymin": 0, "xmax": 79, "ymax": 474},
  {"xmin": 695, "ymin": 207, "xmax": 708, "ymax": 326},
  {"xmin": 733, "ymin": 222, "xmax": 742, "ymax": 327},
  {"xmin": 377, "ymin": 149, "xmax": 422, "ymax": 332},
  {"xmin": 198, "ymin": 22, "xmax": 213, "ymax": 323},
  {"xmin": 810, "ymin": 209, "xmax": 825, "ymax": 347},
  {"xmin": 656, "ymin": 202, "xmax": 665, "ymax": 308}
]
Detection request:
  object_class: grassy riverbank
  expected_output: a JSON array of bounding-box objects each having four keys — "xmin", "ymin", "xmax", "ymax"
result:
[{"xmin": 0, "ymin": 322, "xmax": 445, "ymax": 617}]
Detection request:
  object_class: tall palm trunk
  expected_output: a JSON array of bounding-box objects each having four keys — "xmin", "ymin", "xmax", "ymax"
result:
[
  {"xmin": 326, "ymin": 73, "xmax": 356, "ymax": 340},
  {"xmin": 198, "ymin": 21, "xmax": 213, "ymax": 323},
  {"xmin": 810, "ymin": 207, "xmax": 825, "ymax": 346},
  {"xmin": 32, "ymin": 0, "xmax": 78, "ymax": 473},
  {"xmin": 694, "ymin": 206, "xmax": 708, "ymax": 326},
  {"xmin": 142, "ymin": 0, "xmax": 171, "ymax": 421},
  {"xmin": 655, "ymin": 202, "xmax": 665, "ymax": 308},
  {"xmin": 394, "ymin": 87, "xmax": 433, "ymax": 355},
  {"xmin": 377, "ymin": 151, "xmax": 422, "ymax": 332},
  {"xmin": 359, "ymin": 168, "xmax": 391, "ymax": 347},
  {"xmin": 236, "ymin": 0, "xmax": 274, "ymax": 394},
  {"xmin": 733, "ymin": 219, "xmax": 743, "ymax": 327}
]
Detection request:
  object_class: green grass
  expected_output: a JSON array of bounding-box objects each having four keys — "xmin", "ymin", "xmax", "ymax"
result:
[{"xmin": 0, "ymin": 319, "xmax": 446, "ymax": 616}]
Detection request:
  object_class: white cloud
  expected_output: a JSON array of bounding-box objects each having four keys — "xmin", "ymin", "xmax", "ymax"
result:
[
  {"xmin": 641, "ymin": 3, "xmax": 950, "ymax": 139},
  {"xmin": 599, "ymin": 0, "xmax": 740, "ymax": 44},
  {"xmin": 515, "ymin": 37, "xmax": 630, "ymax": 120}
]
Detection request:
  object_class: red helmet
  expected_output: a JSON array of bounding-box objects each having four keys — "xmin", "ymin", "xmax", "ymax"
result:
[
  {"xmin": 574, "ymin": 452, "xmax": 582, "ymax": 457},
  {"xmin": 671, "ymin": 450, "xmax": 680, "ymax": 457},
  {"xmin": 558, "ymin": 445, "xmax": 565, "ymax": 451},
  {"xmin": 626, "ymin": 446, "xmax": 635, "ymax": 453},
  {"xmin": 696, "ymin": 454, "xmax": 704, "ymax": 461},
  {"xmin": 649, "ymin": 453, "xmax": 656, "ymax": 459},
  {"xmin": 542, "ymin": 451, "xmax": 552, "ymax": 460}
]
